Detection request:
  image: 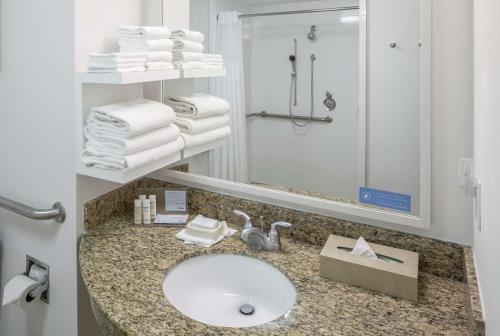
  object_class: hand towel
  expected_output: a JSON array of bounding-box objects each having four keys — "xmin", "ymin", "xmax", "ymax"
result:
[
  {"xmin": 88, "ymin": 52, "xmax": 146, "ymax": 60},
  {"xmin": 166, "ymin": 93, "xmax": 230, "ymax": 119},
  {"xmin": 204, "ymin": 53, "xmax": 223, "ymax": 60},
  {"xmin": 170, "ymin": 30, "xmax": 204, "ymax": 43},
  {"xmin": 119, "ymin": 26, "xmax": 171, "ymax": 39},
  {"xmin": 82, "ymin": 137, "xmax": 184, "ymax": 172},
  {"xmin": 176, "ymin": 221, "xmax": 237, "ymax": 248},
  {"xmin": 180, "ymin": 126, "xmax": 231, "ymax": 148},
  {"xmin": 204, "ymin": 64, "xmax": 224, "ymax": 69},
  {"xmin": 172, "ymin": 39, "xmax": 204, "ymax": 53},
  {"xmin": 87, "ymin": 98, "xmax": 176, "ymax": 137},
  {"xmin": 87, "ymin": 62, "xmax": 145, "ymax": 70},
  {"xmin": 119, "ymin": 39, "xmax": 174, "ymax": 52},
  {"xmin": 172, "ymin": 51, "xmax": 205, "ymax": 63},
  {"xmin": 174, "ymin": 114, "xmax": 230, "ymax": 134},
  {"xmin": 145, "ymin": 62, "xmax": 175, "ymax": 71},
  {"xmin": 87, "ymin": 66, "xmax": 146, "ymax": 73},
  {"xmin": 173, "ymin": 61, "xmax": 206, "ymax": 70},
  {"xmin": 146, "ymin": 51, "xmax": 173, "ymax": 63},
  {"xmin": 85, "ymin": 124, "xmax": 180, "ymax": 155}
]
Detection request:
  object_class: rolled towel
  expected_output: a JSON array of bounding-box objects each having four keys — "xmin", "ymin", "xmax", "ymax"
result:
[
  {"xmin": 87, "ymin": 66, "xmax": 146, "ymax": 73},
  {"xmin": 119, "ymin": 39, "xmax": 174, "ymax": 52},
  {"xmin": 170, "ymin": 30, "xmax": 204, "ymax": 43},
  {"xmin": 172, "ymin": 51, "xmax": 205, "ymax": 63},
  {"xmin": 174, "ymin": 61, "xmax": 206, "ymax": 70},
  {"xmin": 82, "ymin": 137, "xmax": 185, "ymax": 172},
  {"xmin": 172, "ymin": 39, "xmax": 204, "ymax": 53},
  {"xmin": 180, "ymin": 126, "xmax": 231, "ymax": 148},
  {"xmin": 175, "ymin": 114, "xmax": 230, "ymax": 134},
  {"xmin": 146, "ymin": 62, "xmax": 175, "ymax": 71},
  {"xmin": 119, "ymin": 26, "xmax": 171, "ymax": 39},
  {"xmin": 87, "ymin": 98, "xmax": 176, "ymax": 137},
  {"xmin": 85, "ymin": 124, "xmax": 180, "ymax": 155},
  {"xmin": 166, "ymin": 93, "xmax": 230, "ymax": 119},
  {"xmin": 146, "ymin": 51, "xmax": 173, "ymax": 63}
]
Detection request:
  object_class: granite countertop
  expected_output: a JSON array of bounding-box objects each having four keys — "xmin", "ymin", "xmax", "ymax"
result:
[{"xmin": 80, "ymin": 215, "xmax": 471, "ymax": 336}]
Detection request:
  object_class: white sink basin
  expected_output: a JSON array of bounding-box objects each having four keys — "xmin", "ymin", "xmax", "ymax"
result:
[{"xmin": 162, "ymin": 254, "xmax": 296, "ymax": 328}]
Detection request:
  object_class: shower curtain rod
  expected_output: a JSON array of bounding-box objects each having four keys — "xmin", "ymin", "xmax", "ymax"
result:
[{"xmin": 238, "ymin": 6, "xmax": 359, "ymax": 18}]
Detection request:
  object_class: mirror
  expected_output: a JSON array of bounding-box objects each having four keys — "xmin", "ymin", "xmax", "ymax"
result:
[{"xmin": 165, "ymin": 0, "xmax": 430, "ymax": 228}]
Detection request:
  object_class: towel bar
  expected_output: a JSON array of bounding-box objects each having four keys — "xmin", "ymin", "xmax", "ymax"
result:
[
  {"xmin": 0, "ymin": 196, "xmax": 66, "ymax": 223},
  {"xmin": 246, "ymin": 111, "xmax": 333, "ymax": 123}
]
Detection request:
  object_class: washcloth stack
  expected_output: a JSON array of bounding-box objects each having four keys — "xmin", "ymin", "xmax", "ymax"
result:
[
  {"xmin": 204, "ymin": 54, "xmax": 224, "ymax": 69},
  {"xmin": 87, "ymin": 52, "xmax": 146, "ymax": 73},
  {"xmin": 82, "ymin": 98, "xmax": 184, "ymax": 171},
  {"xmin": 166, "ymin": 93, "xmax": 231, "ymax": 149},
  {"xmin": 170, "ymin": 30, "xmax": 206, "ymax": 69},
  {"xmin": 119, "ymin": 26, "xmax": 174, "ymax": 71}
]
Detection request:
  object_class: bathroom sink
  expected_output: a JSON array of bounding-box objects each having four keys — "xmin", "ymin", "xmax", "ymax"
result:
[{"xmin": 162, "ymin": 254, "xmax": 296, "ymax": 328}]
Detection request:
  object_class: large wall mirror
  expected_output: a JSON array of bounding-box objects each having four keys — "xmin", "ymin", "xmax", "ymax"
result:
[{"xmin": 157, "ymin": 0, "xmax": 431, "ymax": 229}]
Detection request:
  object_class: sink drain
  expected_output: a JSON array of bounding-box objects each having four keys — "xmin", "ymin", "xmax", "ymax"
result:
[{"xmin": 239, "ymin": 304, "xmax": 255, "ymax": 316}]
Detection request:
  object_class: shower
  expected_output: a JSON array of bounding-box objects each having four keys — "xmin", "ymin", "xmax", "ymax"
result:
[{"xmin": 307, "ymin": 25, "xmax": 318, "ymax": 41}]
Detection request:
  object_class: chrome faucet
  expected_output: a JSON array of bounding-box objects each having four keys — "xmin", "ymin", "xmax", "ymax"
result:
[{"xmin": 233, "ymin": 210, "xmax": 292, "ymax": 251}]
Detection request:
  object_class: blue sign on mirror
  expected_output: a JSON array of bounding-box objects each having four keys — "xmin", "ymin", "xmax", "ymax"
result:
[{"xmin": 359, "ymin": 187, "xmax": 412, "ymax": 212}]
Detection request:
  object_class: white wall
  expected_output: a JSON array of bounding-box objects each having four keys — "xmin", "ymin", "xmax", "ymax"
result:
[
  {"xmin": 473, "ymin": 0, "xmax": 500, "ymax": 334},
  {"xmin": 0, "ymin": 1, "xmax": 78, "ymax": 335}
]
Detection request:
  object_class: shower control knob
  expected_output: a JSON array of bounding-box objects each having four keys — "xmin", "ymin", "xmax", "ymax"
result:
[
  {"xmin": 389, "ymin": 41, "xmax": 397, "ymax": 48},
  {"xmin": 323, "ymin": 91, "xmax": 336, "ymax": 111}
]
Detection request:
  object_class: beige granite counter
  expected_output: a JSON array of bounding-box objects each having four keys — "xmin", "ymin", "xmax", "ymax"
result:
[{"xmin": 80, "ymin": 215, "xmax": 472, "ymax": 336}]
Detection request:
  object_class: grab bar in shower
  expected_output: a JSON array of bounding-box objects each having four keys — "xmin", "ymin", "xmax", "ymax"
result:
[
  {"xmin": 246, "ymin": 111, "xmax": 333, "ymax": 123},
  {"xmin": 0, "ymin": 196, "xmax": 66, "ymax": 223}
]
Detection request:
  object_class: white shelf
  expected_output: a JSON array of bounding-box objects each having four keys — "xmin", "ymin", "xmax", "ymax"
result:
[
  {"xmin": 181, "ymin": 68, "xmax": 226, "ymax": 79},
  {"xmin": 182, "ymin": 138, "xmax": 228, "ymax": 159},
  {"xmin": 77, "ymin": 152, "xmax": 182, "ymax": 184},
  {"xmin": 77, "ymin": 70, "xmax": 181, "ymax": 85}
]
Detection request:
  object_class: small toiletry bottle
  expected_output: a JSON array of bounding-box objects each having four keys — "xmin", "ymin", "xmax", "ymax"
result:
[
  {"xmin": 139, "ymin": 195, "xmax": 147, "ymax": 201},
  {"xmin": 149, "ymin": 195, "xmax": 157, "ymax": 220},
  {"xmin": 142, "ymin": 199, "xmax": 151, "ymax": 224},
  {"xmin": 134, "ymin": 199, "xmax": 142, "ymax": 225}
]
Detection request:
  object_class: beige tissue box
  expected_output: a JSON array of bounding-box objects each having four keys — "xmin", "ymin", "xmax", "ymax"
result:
[{"xmin": 320, "ymin": 235, "xmax": 419, "ymax": 302}]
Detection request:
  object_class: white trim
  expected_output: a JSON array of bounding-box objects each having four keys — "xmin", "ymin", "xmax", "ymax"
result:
[{"xmin": 357, "ymin": 0, "xmax": 367, "ymax": 189}]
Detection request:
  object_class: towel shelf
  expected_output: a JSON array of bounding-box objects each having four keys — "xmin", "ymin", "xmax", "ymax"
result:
[
  {"xmin": 0, "ymin": 196, "xmax": 66, "ymax": 222},
  {"xmin": 247, "ymin": 111, "xmax": 333, "ymax": 123}
]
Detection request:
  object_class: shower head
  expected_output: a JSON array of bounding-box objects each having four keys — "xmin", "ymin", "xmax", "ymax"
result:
[
  {"xmin": 289, "ymin": 55, "xmax": 296, "ymax": 62},
  {"xmin": 307, "ymin": 25, "xmax": 317, "ymax": 41},
  {"xmin": 289, "ymin": 55, "xmax": 297, "ymax": 75}
]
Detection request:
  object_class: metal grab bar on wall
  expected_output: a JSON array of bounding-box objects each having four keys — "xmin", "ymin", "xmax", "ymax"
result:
[
  {"xmin": 246, "ymin": 111, "xmax": 333, "ymax": 123},
  {"xmin": 0, "ymin": 196, "xmax": 66, "ymax": 223}
]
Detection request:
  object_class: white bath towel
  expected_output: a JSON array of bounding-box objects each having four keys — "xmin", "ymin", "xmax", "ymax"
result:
[
  {"xmin": 204, "ymin": 64, "xmax": 224, "ymax": 69},
  {"xmin": 119, "ymin": 26, "xmax": 171, "ymax": 39},
  {"xmin": 87, "ymin": 99, "xmax": 176, "ymax": 137},
  {"xmin": 146, "ymin": 51, "xmax": 173, "ymax": 63},
  {"xmin": 172, "ymin": 39, "xmax": 204, "ymax": 53},
  {"xmin": 166, "ymin": 93, "xmax": 230, "ymax": 119},
  {"xmin": 204, "ymin": 54, "xmax": 223, "ymax": 60},
  {"xmin": 82, "ymin": 137, "xmax": 184, "ymax": 172},
  {"xmin": 172, "ymin": 51, "xmax": 205, "ymax": 63},
  {"xmin": 85, "ymin": 124, "xmax": 180, "ymax": 155},
  {"xmin": 88, "ymin": 52, "xmax": 146, "ymax": 61},
  {"xmin": 87, "ymin": 62, "xmax": 145, "ymax": 70},
  {"xmin": 145, "ymin": 62, "xmax": 175, "ymax": 71},
  {"xmin": 180, "ymin": 126, "xmax": 231, "ymax": 148},
  {"xmin": 174, "ymin": 61, "xmax": 206, "ymax": 70},
  {"xmin": 119, "ymin": 39, "xmax": 174, "ymax": 52},
  {"xmin": 87, "ymin": 66, "xmax": 146, "ymax": 73},
  {"xmin": 174, "ymin": 114, "xmax": 230, "ymax": 135},
  {"xmin": 170, "ymin": 30, "xmax": 205, "ymax": 43}
]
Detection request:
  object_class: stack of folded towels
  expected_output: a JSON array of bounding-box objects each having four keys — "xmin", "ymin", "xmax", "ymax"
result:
[
  {"xmin": 119, "ymin": 26, "xmax": 174, "ymax": 71},
  {"xmin": 87, "ymin": 52, "xmax": 146, "ymax": 73},
  {"xmin": 166, "ymin": 93, "xmax": 231, "ymax": 149},
  {"xmin": 204, "ymin": 54, "xmax": 224, "ymax": 69},
  {"xmin": 82, "ymin": 98, "xmax": 184, "ymax": 171},
  {"xmin": 170, "ymin": 30, "xmax": 206, "ymax": 69}
]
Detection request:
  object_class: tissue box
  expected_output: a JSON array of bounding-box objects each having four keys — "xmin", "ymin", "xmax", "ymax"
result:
[{"xmin": 320, "ymin": 235, "xmax": 419, "ymax": 302}]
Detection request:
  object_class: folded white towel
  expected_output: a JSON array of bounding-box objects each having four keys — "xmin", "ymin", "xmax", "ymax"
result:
[
  {"xmin": 205, "ymin": 64, "xmax": 224, "ymax": 69},
  {"xmin": 82, "ymin": 137, "xmax": 184, "ymax": 172},
  {"xmin": 166, "ymin": 93, "xmax": 230, "ymax": 119},
  {"xmin": 175, "ymin": 114, "xmax": 230, "ymax": 135},
  {"xmin": 88, "ymin": 52, "xmax": 146, "ymax": 60},
  {"xmin": 174, "ymin": 61, "xmax": 206, "ymax": 70},
  {"xmin": 87, "ymin": 62, "xmax": 145, "ymax": 70},
  {"xmin": 146, "ymin": 51, "xmax": 173, "ymax": 63},
  {"xmin": 172, "ymin": 39, "xmax": 204, "ymax": 53},
  {"xmin": 176, "ymin": 221, "xmax": 237, "ymax": 248},
  {"xmin": 172, "ymin": 51, "xmax": 205, "ymax": 63},
  {"xmin": 204, "ymin": 53, "xmax": 223, "ymax": 60},
  {"xmin": 88, "ymin": 98, "xmax": 176, "ymax": 137},
  {"xmin": 146, "ymin": 62, "xmax": 175, "ymax": 71},
  {"xmin": 119, "ymin": 26, "xmax": 171, "ymax": 39},
  {"xmin": 205, "ymin": 59, "xmax": 224, "ymax": 64},
  {"xmin": 180, "ymin": 126, "xmax": 231, "ymax": 148},
  {"xmin": 170, "ymin": 30, "xmax": 205, "ymax": 43},
  {"xmin": 87, "ymin": 66, "xmax": 146, "ymax": 73},
  {"xmin": 119, "ymin": 39, "xmax": 174, "ymax": 52},
  {"xmin": 85, "ymin": 124, "xmax": 180, "ymax": 155}
]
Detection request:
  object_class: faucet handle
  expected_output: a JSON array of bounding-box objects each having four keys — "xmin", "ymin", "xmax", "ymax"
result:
[
  {"xmin": 269, "ymin": 222, "xmax": 292, "ymax": 244},
  {"xmin": 233, "ymin": 209, "xmax": 253, "ymax": 229}
]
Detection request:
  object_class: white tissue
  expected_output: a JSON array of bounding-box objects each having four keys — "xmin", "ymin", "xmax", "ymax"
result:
[
  {"xmin": 351, "ymin": 237, "xmax": 378, "ymax": 260},
  {"xmin": 2, "ymin": 275, "xmax": 40, "ymax": 307}
]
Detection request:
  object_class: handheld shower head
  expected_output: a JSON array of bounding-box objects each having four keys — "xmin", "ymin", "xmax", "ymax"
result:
[{"xmin": 289, "ymin": 55, "xmax": 297, "ymax": 75}]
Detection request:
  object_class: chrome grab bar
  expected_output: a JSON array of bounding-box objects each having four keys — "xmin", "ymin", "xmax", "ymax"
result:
[
  {"xmin": 246, "ymin": 111, "xmax": 333, "ymax": 123},
  {"xmin": 0, "ymin": 196, "xmax": 66, "ymax": 223}
]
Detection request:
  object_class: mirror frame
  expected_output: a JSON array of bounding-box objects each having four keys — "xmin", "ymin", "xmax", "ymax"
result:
[{"xmin": 153, "ymin": 0, "xmax": 431, "ymax": 230}]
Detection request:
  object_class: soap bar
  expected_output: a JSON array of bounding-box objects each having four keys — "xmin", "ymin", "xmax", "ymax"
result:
[
  {"xmin": 185, "ymin": 220, "xmax": 224, "ymax": 241},
  {"xmin": 190, "ymin": 215, "xmax": 218, "ymax": 229}
]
